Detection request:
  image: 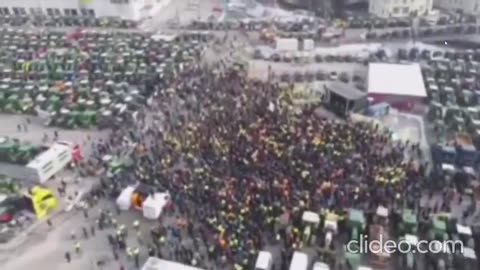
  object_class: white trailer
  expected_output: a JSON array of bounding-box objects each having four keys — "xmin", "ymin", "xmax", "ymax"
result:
[
  {"xmin": 26, "ymin": 143, "xmax": 72, "ymax": 183},
  {"xmin": 276, "ymin": 38, "xmax": 298, "ymax": 52}
]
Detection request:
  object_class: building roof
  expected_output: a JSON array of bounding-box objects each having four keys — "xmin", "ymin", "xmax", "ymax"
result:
[
  {"xmin": 326, "ymin": 82, "xmax": 367, "ymax": 100},
  {"xmin": 368, "ymin": 63, "xmax": 427, "ymax": 98}
]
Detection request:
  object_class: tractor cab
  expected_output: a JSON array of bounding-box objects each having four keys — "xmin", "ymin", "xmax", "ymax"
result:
[
  {"xmin": 323, "ymin": 212, "xmax": 338, "ymax": 249},
  {"xmin": 344, "ymin": 250, "xmax": 360, "ymax": 270},
  {"xmin": 430, "ymin": 214, "xmax": 449, "ymax": 241},
  {"xmin": 369, "ymin": 206, "xmax": 391, "ymax": 267},
  {"xmin": 374, "ymin": 206, "xmax": 389, "ymax": 225},
  {"xmin": 454, "ymin": 223, "xmax": 474, "ymax": 248},
  {"xmin": 400, "ymin": 209, "xmax": 418, "ymax": 235},
  {"xmin": 400, "ymin": 234, "xmax": 419, "ymax": 270},
  {"xmin": 348, "ymin": 208, "xmax": 365, "ymax": 242},
  {"xmin": 301, "ymin": 210, "xmax": 320, "ymax": 246}
]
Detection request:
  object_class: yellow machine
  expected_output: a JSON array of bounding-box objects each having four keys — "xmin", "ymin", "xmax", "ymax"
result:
[{"xmin": 25, "ymin": 186, "xmax": 59, "ymax": 219}]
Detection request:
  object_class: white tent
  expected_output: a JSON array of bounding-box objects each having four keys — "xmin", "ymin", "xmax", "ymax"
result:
[
  {"xmin": 255, "ymin": 251, "xmax": 273, "ymax": 270},
  {"xmin": 456, "ymin": 224, "xmax": 472, "ymax": 235},
  {"xmin": 368, "ymin": 63, "xmax": 427, "ymax": 98},
  {"xmin": 141, "ymin": 257, "xmax": 204, "ymax": 270},
  {"xmin": 116, "ymin": 186, "xmax": 135, "ymax": 211},
  {"xmin": 464, "ymin": 247, "xmax": 476, "ymax": 259},
  {"xmin": 142, "ymin": 192, "xmax": 170, "ymax": 220},
  {"xmin": 405, "ymin": 234, "xmax": 419, "ymax": 246},
  {"xmin": 289, "ymin": 252, "xmax": 308, "ymax": 270},
  {"xmin": 376, "ymin": 206, "xmax": 389, "ymax": 217}
]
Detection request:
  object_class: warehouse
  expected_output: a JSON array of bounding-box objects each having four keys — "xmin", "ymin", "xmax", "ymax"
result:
[
  {"xmin": 369, "ymin": 0, "xmax": 432, "ymax": 18},
  {"xmin": 0, "ymin": 0, "xmax": 171, "ymax": 21},
  {"xmin": 367, "ymin": 63, "xmax": 427, "ymax": 112}
]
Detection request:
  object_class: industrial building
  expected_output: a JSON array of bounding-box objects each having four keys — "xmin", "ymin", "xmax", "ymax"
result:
[
  {"xmin": 0, "ymin": 0, "xmax": 171, "ymax": 21},
  {"xmin": 367, "ymin": 63, "xmax": 427, "ymax": 112},
  {"xmin": 278, "ymin": 0, "xmax": 326, "ymax": 15},
  {"xmin": 369, "ymin": 0, "xmax": 433, "ymax": 18},
  {"xmin": 435, "ymin": 0, "xmax": 480, "ymax": 15}
]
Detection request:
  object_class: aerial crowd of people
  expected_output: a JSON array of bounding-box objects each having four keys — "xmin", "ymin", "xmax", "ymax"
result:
[{"xmin": 66, "ymin": 59, "xmax": 465, "ymax": 270}]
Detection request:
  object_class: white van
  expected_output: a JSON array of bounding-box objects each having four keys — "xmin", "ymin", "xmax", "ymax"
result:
[
  {"xmin": 255, "ymin": 251, "xmax": 273, "ymax": 270},
  {"xmin": 289, "ymin": 252, "xmax": 308, "ymax": 270}
]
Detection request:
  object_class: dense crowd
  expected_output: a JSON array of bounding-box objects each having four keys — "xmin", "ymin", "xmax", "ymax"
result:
[{"xmin": 77, "ymin": 61, "xmax": 439, "ymax": 270}]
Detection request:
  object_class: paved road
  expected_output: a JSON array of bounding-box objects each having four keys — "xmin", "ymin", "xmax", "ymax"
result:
[{"xmin": 0, "ymin": 114, "xmax": 109, "ymax": 157}]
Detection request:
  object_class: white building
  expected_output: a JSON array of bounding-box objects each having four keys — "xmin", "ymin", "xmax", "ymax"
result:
[
  {"xmin": 369, "ymin": 0, "xmax": 433, "ymax": 18},
  {"xmin": 435, "ymin": 0, "xmax": 480, "ymax": 15},
  {"xmin": 0, "ymin": 0, "xmax": 171, "ymax": 21}
]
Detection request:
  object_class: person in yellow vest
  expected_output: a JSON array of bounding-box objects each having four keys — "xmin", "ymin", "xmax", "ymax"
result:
[
  {"xmin": 159, "ymin": 236, "xmax": 165, "ymax": 245},
  {"xmin": 126, "ymin": 247, "xmax": 133, "ymax": 260},
  {"xmin": 74, "ymin": 241, "xmax": 81, "ymax": 254},
  {"xmin": 133, "ymin": 220, "xmax": 140, "ymax": 231},
  {"xmin": 133, "ymin": 247, "xmax": 140, "ymax": 268}
]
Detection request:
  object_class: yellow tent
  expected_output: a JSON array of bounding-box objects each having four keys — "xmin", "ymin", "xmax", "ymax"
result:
[{"xmin": 29, "ymin": 186, "xmax": 59, "ymax": 219}]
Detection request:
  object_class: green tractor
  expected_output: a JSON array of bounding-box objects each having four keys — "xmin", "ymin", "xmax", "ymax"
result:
[
  {"xmin": 0, "ymin": 138, "xmax": 19, "ymax": 164},
  {"xmin": 0, "ymin": 176, "xmax": 21, "ymax": 194},
  {"xmin": 102, "ymin": 155, "xmax": 131, "ymax": 176},
  {"xmin": 79, "ymin": 110, "xmax": 97, "ymax": 128},
  {"xmin": 348, "ymin": 208, "xmax": 366, "ymax": 242},
  {"xmin": 3, "ymin": 94, "xmax": 21, "ymax": 113},
  {"xmin": 398, "ymin": 208, "xmax": 418, "ymax": 235},
  {"xmin": 428, "ymin": 101, "xmax": 445, "ymax": 121},
  {"xmin": 46, "ymin": 95, "xmax": 62, "ymax": 112},
  {"xmin": 344, "ymin": 249, "xmax": 361, "ymax": 270},
  {"xmin": 429, "ymin": 214, "xmax": 449, "ymax": 241},
  {"xmin": 16, "ymin": 144, "xmax": 40, "ymax": 165}
]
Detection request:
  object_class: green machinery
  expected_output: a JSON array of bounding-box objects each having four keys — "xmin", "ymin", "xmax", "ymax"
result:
[
  {"xmin": 0, "ymin": 138, "xmax": 19, "ymax": 164},
  {"xmin": 344, "ymin": 250, "xmax": 361, "ymax": 270},
  {"xmin": 102, "ymin": 154, "xmax": 132, "ymax": 176},
  {"xmin": 399, "ymin": 208, "xmax": 418, "ymax": 235},
  {"xmin": 0, "ymin": 137, "xmax": 41, "ymax": 165},
  {"xmin": 397, "ymin": 209, "xmax": 419, "ymax": 270},
  {"xmin": 0, "ymin": 176, "xmax": 21, "ymax": 194},
  {"xmin": 430, "ymin": 214, "xmax": 449, "ymax": 241},
  {"xmin": 348, "ymin": 208, "xmax": 366, "ymax": 242},
  {"xmin": 0, "ymin": 29, "xmax": 210, "ymax": 129},
  {"xmin": 56, "ymin": 110, "xmax": 97, "ymax": 129}
]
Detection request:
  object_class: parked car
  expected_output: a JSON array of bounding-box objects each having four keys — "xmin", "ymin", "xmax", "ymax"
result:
[
  {"xmin": 294, "ymin": 71, "xmax": 304, "ymax": 82},
  {"xmin": 280, "ymin": 73, "xmax": 291, "ymax": 82},
  {"xmin": 329, "ymin": 71, "xmax": 338, "ymax": 81},
  {"xmin": 314, "ymin": 55, "xmax": 323, "ymax": 63},
  {"xmin": 0, "ymin": 205, "xmax": 15, "ymax": 223},
  {"xmin": 339, "ymin": 72, "xmax": 350, "ymax": 83},
  {"xmin": 305, "ymin": 71, "xmax": 315, "ymax": 82},
  {"xmin": 271, "ymin": 53, "xmax": 281, "ymax": 62},
  {"xmin": 316, "ymin": 70, "xmax": 326, "ymax": 81}
]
